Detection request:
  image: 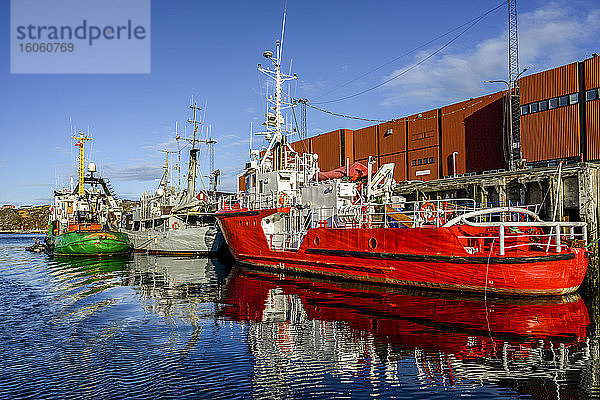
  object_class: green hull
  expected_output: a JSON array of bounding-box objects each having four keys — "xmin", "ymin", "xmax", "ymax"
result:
[{"xmin": 49, "ymin": 230, "xmax": 131, "ymax": 257}]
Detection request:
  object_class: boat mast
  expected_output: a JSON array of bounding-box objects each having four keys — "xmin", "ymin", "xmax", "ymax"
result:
[
  {"xmin": 255, "ymin": 8, "xmax": 296, "ymax": 172},
  {"xmin": 177, "ymin": 102, "xmax": 202, "ymax": 203},
  {"xmin": 72, "ymin": 133, "xmax": 92, "ymax": 195}
]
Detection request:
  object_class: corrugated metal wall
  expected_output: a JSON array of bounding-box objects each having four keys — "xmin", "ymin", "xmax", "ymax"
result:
[
  {"xmin": 520, "ymin": 105, "xmax": 580, "ymax": 161},
  {"xmin": 585, "ymin": 57, "xmax": 600, "ymax": 161},
  {"xmin": 587, "ymin": 101, "xmax": 600, "ymax": 160},
  {"xmin": 290, "ymin": 138, "xmax": 311, "ymax": 154},
  {"xmin": 520, "ymin": 62, "xmax": 578, "ymax": 104},
  {"xmin": 341, "ymin": 129, "xmax": 354, "ymax": 166},
  {"xmin": 408, "ymin": 109, "xmax": 438, "ymax": 150},
  {"xmin": 312, "ymin": 130, "xmax": 342, "ymax": 171},
  {"xmin": 380, "ymin": 152, "xmax": 406, "ymax": 182},
  {"xmin": 353, "ymin": 125, "xmax": 378, "ymax": 161},
  {"xmin": 585, "ymin": 56, "xmax": 600, "ymax": 88},
  {"xmin": 407, "ymin": 147, "xmax": 439, "ymax": 181},
  {"xmin": 378, "ymin": 119, "xmax": 406, "ymax": 156}
]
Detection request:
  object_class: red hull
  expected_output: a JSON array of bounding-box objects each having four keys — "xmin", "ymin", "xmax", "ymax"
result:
[
  {"xmin": 222, "ymin": 268, "xmax": 589, "ymax": 350},
  {"xmin": 217, "ymin": 208, "xmax": 588, "ymax": 295}
]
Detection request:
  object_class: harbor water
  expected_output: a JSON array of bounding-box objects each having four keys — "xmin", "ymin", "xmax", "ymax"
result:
[{"xmin": 1, "ymin": 234, "xmax": 599, "ymax": 399}]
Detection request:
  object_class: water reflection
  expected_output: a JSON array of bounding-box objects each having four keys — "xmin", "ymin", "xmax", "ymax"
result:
[
  {"xmin": 223, "ymin": 268, "xmax": 598, "ymax": 399},
  {"xmin": 5, "ymin": 232, "xmax": 600, "ymax": 399}
]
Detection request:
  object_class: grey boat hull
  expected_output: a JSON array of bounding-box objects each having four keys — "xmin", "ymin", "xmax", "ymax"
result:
[{"xmin": 125, "ymin": 224, "xmax": 224, "ymax": 255}]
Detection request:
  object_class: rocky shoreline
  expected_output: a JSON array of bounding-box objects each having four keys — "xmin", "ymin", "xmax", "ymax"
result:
[{"xmin": 0, "ymin": 206, "xmax": 50, "ymax": 233}]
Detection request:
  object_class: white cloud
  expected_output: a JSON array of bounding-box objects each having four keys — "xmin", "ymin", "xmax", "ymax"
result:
[
  {"xmin": 381, "ymin": 2, "xmax": 600, "ymax": 109},
  {"xmin": 103, "ymin": 164, "xmax": 162, "ymax": 182}
]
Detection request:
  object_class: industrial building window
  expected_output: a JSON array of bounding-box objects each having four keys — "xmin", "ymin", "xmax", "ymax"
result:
[
  {"xmin": 586, "ymin": 89, "xmax": 598, "ymax": 101},
  {"xmin": 530, "ymin": 102, "xmax": 538, "ymax": 113},
  {"xmin": 538, "ymin": 100, "xmax": 548, "ymax": 111},
  {"xmin": 521, "ymin": 104, "xmax": 529, "ymax": 115},
  {"xmin": 549, "ymin": 98, "xmax": 558, "ymax": 109},
  {"xmin": 569, "ymin": 93, "xmax": 579, "ymax": 105},
  {"xmin": 559, "ymin": 95, "xmax": 569, "ymax": 107}
]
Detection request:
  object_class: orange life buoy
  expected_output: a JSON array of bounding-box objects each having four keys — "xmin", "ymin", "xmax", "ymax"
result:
[
  {"xmin": 278, "ymin": 192, "xmax": 289, "ymax": 207},
  {"xmin": 172, "ymin": 221, "xmax": 180, "ymax": 230},
  {"xmin": 420, "ymin": 202, "xmax": 437, "ymax": 222}
]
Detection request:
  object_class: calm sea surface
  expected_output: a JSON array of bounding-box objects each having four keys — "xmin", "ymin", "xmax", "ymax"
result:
[{"xmin": 1, "ymin": 234, "xmax": 599, "ymax": 399}]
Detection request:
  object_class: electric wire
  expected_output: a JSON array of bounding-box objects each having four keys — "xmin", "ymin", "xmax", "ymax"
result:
[
  {"xmin": 312, "ymin": 1, "xmax": 506, "ymax": 102},
  {"xmin": 312, "ymin": 1, "xmax": 505, "ymax": 105}
]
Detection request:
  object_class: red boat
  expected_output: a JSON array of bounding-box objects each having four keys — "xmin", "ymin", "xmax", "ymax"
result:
[{"xmin": 217, "ymin": 35, "xmax": 589, "ymax": 296}]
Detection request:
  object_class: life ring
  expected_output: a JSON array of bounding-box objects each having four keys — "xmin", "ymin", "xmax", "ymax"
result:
[
  {"xmin": 278, "ymin": 192, "xmax": 289, "ymax": 207},
  {"xmin": 420, "ymin": 202, "xmax": 437, "ymax": 222},
  {"xmin": 172, "ymin": 221, "xmax": 180, "ymax": 230}
]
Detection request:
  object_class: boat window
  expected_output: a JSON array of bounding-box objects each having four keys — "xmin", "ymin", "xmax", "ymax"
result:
[
  {"xmin": 429, "ymin": 157, "xmax": 434, "ymax": 163},
  {"xmin": 538, "ymin": 100, "xmax": 548, "ymax": 111},
  {"xmin": 548, "ymin": 98, "xmax": 558, "ymax": 109},
  {"xmin": 259, "ymin": 180, "xmax": 264, "ymax": 193},
  {"xmin": 520, "ymin": 104, "xmax": 529, "ymax": 115},
  {"xmin": 586, "ymin": 89, "xmax": 598, "ymax": 101},
  {"xmin": 418, "ymin": 159, "xmax": 423, "ymax": 165},
  {"xmin": 569, "ymin": 93, "xmax": 579, "ymax": 105},
  {"xmin": 530, "ymin": 102, "xmax": 538, "ymax": 113},
  {"xmin": 558, "ymin": 95, "xmax": 569, "ymax": 107}
]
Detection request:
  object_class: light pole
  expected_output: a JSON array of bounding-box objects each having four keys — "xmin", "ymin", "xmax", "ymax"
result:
[{"xmin": 485, "ymin": 67, "xmax": 529, "ymax": 170}]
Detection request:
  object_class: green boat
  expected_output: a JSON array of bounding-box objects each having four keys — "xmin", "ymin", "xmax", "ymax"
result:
[
  {"xmin": 49, "ymin": 228, "xmax": 131, "ymax": 257},
  {"xmin": 46, "ymin": 132, "xmax": 132, "ymax": 257}
]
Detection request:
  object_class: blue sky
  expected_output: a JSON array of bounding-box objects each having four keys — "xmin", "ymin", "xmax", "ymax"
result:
[{"xmin": 1, "ymin": 0, "xmax": 599, "ymax": 205}]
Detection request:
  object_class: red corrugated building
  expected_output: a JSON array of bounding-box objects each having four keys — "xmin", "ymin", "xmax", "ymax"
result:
[
  {"xmin": 440, "ymin": 92, "xmax": 505, "ymax": 177},
  {"xmin": 585, "ymin": 56, "xmax": 600, "ymax": 160},
  {"xmin": 519, "ymin": 62, "xmax": 581, "ymax": 163},
  {"xmin": 285, "ymin": 55, "xmax": 599, "ymax": 184}
]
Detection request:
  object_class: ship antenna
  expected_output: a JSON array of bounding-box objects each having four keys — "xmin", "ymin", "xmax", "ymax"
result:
[{"xmin": 255, "ymin": 4, "xmax": 297, "ymax": 172}]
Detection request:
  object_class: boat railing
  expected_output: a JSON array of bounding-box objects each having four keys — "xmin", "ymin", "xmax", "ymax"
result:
[{"xmin": 453, "ymin": 221, "xmax": 587, "ymax": 255}]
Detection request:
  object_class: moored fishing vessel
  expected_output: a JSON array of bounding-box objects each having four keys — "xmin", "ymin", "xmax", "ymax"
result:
[
  {"xmin": 216, "ymin": 25, "xmax": 589, "ymax": 295},
  {"xmin": 124, "ymin": 103, "xmax": 224, "ymax": 255},
  {"xmin": 46, "ymin": 133, "xmax": 131, "ymax": 257}
]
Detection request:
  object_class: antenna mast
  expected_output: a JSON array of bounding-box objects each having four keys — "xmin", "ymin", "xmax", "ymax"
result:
[
  {"xmin": 507, "ymin": 0, "xmax": 522, "ymax": 170},
  {"xmin": 255, "ymin": 6, "xmax": 297, "ymax": 172}
]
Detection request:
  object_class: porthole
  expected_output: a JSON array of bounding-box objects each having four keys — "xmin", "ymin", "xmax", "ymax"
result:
[
  {"xmin": 313, "ymin": 236, "xmax": 320, "ymax": 246},
  {"xmin": 368, "ymin": 237, "xmax": 377, "ymax": 250}
]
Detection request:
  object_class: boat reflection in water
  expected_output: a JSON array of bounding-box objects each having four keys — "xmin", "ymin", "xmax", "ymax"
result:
[
  {"xmin": 222, "ymin": 268, "xmax": 595, "ymax": 398},
  {"xmin": 128, "ymin": 253, "xmax": 231, "ymax": 306}
]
